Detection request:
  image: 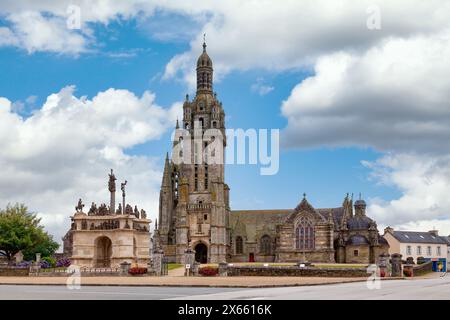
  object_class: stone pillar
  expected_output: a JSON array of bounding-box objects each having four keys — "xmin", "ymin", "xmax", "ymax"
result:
[
  {"xmin": 218, "ymin": 262, "xmax": 228, "ymax": 277},
  {"xmin": 192, "ymin": 262, "xmax": 200, "ymax": 276},
  {"xmin": 110, "ymin": 191, "xmax": 115, "ymax": 215},
  {"xmin": 403, "ymin": 264, "xmax": 414, "ymax": 277},
  {"xmin": 120, "ymin": 262, "xmax": 131, "ymax": 276},
  {"xmin": 183, "ymin": 248, "xmax": 195, "ymax": 276},
  {"xmin": 391, "ymin": 253, "xmax": 403, "ymax": 277},
  {"xmin": 377, "ymin": 253, "xmax": 389, "ymax": 277},
  {"xmin": 15, "ymin": 251, "xmax": 23, "ymax": 264},
  {"xmin": 153, "ymin": 249, "xmax": 164, "ymax": 276}
]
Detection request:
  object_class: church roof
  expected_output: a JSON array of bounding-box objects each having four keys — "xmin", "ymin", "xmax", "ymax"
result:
[
  {"xmin": 317, "ymin": 207, "xmax": 344, "ymax": 225},
  {"xmin": 231, "ymin": 209, "xmax": 292, "ymax": 215},
  {"xmin": 346, "ymin": 215, "xmax": 374, "ymax": 230},
  {"xmin": 346, "ymin": 235, "xmax": 370, "ymax": 246}
]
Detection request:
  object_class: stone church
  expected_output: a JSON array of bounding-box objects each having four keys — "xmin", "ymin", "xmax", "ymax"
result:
[{"xmin": 153, "ymin": 41, "xmax": 389, "ymax": 264}]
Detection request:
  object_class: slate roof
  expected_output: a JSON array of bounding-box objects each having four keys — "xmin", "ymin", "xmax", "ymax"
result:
[
  {"xmin": 391, "ymin": 231, "xmax": 448, "ymax": 244},
  {"xmin": 347, "ymin": 216, "xmax": 374, "ymax": 230},
  {"xmin": 346, "ymin": 235, "xmax": 370, "ymax": 245},
  {"xmin": 440, "ymin": 236, "xmax": 450, "ymax": 245},
  {"xmin": 317, "ymin": 207, "xmax": 344, "ymax": 226}
]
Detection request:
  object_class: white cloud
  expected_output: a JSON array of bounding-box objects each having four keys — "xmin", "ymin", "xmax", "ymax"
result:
[
  {"xmin": 364, "ymin": 153, "xmax": 450, "ymax": 236},
  {"xmin": 162, "ymin": 0, "xmax": 450, "ymax": 89},
  {"xmin": 3, "ymin": 11, "xmax": 88, "ymax": 54},
  {"xmin": 281, "ymin": 30, "xmax": 450, "ymax": 153},
  {"xmin": 251, "ymin": 78, "xmax": 274, "ymax": 96},
  {"xmin": 0, "ymin": 86, "xmax": 181, "ymax": 244}
]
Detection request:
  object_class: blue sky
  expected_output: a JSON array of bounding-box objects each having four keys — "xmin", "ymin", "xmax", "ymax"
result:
[{"xmin": 1, "ymin": 1, "xmax": 449, "ymax": 240}]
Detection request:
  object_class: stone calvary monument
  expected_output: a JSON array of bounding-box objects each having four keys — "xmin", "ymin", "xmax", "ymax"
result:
[{"xmin": 64, "ymin": 170, "xmax": 151, "ymax": 268}]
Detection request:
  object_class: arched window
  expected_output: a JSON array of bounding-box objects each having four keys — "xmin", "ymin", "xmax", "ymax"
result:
[
  {"xmin": 295, "ymin": 217, "xmax": 315, "ymax": 250},
  {"xmin": 260, "ymin": 235, "xmax": 271, "ymax": 255},
  {"xmin": 236, "ymin": 236, "xmax": 243, "ymax": 254}
]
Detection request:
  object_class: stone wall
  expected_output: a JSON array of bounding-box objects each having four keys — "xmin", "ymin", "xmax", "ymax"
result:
[
  {"xmin": 227, "ymin": 266, "xmax": 368, "ymax": 277},
  {"xmin": 412, "ymin": 261, "xmax": 433, "ymax": 276},
  {"xmin": 0, "ymin": 267, "xmax": 29, "ymax": 276},
  {"xmin": 345, "ymin": 245, "xmax": 370, "ymax": 264}
]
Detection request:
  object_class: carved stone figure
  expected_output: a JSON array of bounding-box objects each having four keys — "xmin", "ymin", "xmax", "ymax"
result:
[
  {"xmin": 125, "ymin": 204, "xmax": 133, "ymax": 216},
  {"xmin": 88, "ymin": 202, "xmax": 97, "ymax": 216},
  {"xmin": 134, "ymin": 205, "xmax": 139, "ymax": 218},
  {"xmin": 98, "ymin": 203, "xmax": 109, "ymax": 216},
  {"xmin": 140, "ymin": 209, "xmax": 147, "ymax": 219},
  {"xmin": 116, "ymin": 203, "xmax": 122, "ymax": 215},
  {"xmin": 108, "ymin": 169, "xmax": 117, "ymax": 193},
  {"xmin": 75, "ymin": 199, "xmax": 84, "ymax": 212}
]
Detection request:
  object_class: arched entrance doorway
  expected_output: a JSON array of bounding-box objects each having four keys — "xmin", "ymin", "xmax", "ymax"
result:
[
  {"xmin": 194, "ymin": 243, "xmax": 208, "ymax": 263},
  {"xmin": 95, "ymin": 236, "xmax": 112, "ymax": 267}
]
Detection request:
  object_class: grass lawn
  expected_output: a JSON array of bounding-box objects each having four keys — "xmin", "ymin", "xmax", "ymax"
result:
[{"xmin": 168, "ymin": 263, "xmax": 183, "ymax": 270}]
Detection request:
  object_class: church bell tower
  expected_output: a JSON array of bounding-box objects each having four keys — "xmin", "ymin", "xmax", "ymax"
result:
[{"xmin": 157, "ymin": 38, "xmax": 230, "ymax": 264}]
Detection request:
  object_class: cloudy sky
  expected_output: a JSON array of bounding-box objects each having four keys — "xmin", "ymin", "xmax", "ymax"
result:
[{"xmin": 1, "ymin": 0, "xmax": 450, "ymax": 246}]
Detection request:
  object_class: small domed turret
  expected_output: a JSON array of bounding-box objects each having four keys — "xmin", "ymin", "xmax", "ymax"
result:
[
  {"xmin": 196, "ymin": 36, "xmax": 213, "ymax": 94},
  {"xmin": 197, "ymin": 42, "xmax": 212, "ymax": 68},
  {"xmin": 354, "ymin": 194, "xmax": 366, "ymax": 216}
]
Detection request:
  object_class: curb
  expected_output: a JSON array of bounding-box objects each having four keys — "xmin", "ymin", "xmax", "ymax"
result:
[{"xmin": 0, "ymin": 277, "xmax": 406, "ymax": 288}]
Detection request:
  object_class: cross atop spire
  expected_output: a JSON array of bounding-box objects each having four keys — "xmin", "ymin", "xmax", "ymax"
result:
[{"xmin": 203, "ymin": 33, "xmax": 207, "ymax": 52}]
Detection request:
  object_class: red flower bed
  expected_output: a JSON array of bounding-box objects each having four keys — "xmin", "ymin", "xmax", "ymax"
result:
[
  {"xmin": 403, "ymin": 269, "xmax": 413, "ymax": 277},
  {"xmin": 128, "ymin": 267, "xmax": 147, "ymax": 275},
  {"xmin": 199, "ymin": 266, "xmax": 218, "ymax": 276}
]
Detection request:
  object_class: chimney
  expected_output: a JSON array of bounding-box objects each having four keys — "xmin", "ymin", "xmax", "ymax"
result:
[{"xmin": 429, "ymin": 230, "xmax": 439, "ymax": 237}]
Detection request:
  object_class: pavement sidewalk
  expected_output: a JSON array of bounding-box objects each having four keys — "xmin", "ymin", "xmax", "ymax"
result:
[{"xmin": 0, "ymin": 276, "xmax": 371, "ymax": 288}]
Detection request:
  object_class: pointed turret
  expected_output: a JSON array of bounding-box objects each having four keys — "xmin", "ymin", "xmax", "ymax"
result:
[{"xmin": 162, "ymin": 152, "xmax": 171, "ymax": 187}]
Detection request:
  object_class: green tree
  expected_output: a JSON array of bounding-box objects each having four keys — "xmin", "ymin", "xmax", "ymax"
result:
[{"xmin": 0, "ymin": 204, "xmax": 59, "ymax": 262}]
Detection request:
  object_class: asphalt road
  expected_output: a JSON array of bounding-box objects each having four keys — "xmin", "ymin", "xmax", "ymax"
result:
[
  {"xmin": 0, "ymin": 285, "xmax": 242, "ymax": 300},
  {"xmin": 1, "ymin": 275, "xmax": 449, "ymax": 299}
]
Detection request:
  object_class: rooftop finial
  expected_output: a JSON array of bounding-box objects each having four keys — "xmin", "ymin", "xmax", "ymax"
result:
[
  {"xmin": 359, "ymin": 192, "xmax": 362, "ymax": 200},
  {"xmin": 303, "ymin": 192, "xmax": 306, "ymax": 199},
  {"xmin": 203, "ymin": 33, "xmax": 207, "ymax": 52}
]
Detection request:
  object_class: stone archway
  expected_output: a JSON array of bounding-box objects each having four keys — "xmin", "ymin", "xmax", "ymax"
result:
[
  {"xmin": 194, "ymin": 243, "xmax": 208, "ymax": 263},
  {"xmin": 95, "ymin": 236, "xmax": 112, "ymax": 267}
]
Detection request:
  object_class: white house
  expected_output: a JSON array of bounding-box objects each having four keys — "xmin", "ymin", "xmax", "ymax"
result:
[{"xmin": 383, "ymin": 227, "xmax": 447, "ymax": 272}]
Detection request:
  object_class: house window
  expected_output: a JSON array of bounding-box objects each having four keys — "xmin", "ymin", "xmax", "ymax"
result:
[
  {"xmin": 295, "ymin": 217, "xmax": 315, "ymax": 250},
  {"xmin": 417, "ymin": 246, "xmax": 422, "ymax": 255},
  {"xmin": 260, "ymin": 235, "xmax": 271, "ymax": 255},
  {"xmin": 437, "ymin": 246, "xmax": 441, "ymax": 256},
  {"xmin": 236, "ymin": 236, "xmax": 243, "ymax": 254},
  {"xmin": 427, "ymin": 246, "xmax": 432, "ymax": 256},
  {"xmin": 353, "ymin": 250, "xmax": 359, "ymax": 257},
  {"xmin": 406, "ymin": 246, "xmax": 411, "ymax": 255}
]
